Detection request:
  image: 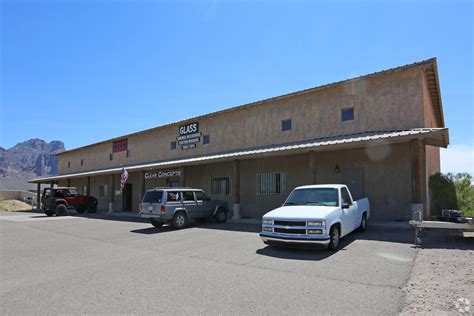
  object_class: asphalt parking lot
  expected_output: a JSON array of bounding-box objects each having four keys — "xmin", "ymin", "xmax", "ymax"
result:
[{"xmin": 0, "ymin": 211, "xmax": 417, "ymax": 315}]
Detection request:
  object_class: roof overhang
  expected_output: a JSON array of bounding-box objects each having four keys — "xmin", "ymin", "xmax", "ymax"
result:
[
  {"xmin": 29, "ymin": 128, "xmax": 449, "ymax": 184},
  {"xmin": 423, "ymin": 59, "xmax": 445, "ymax": 127}
]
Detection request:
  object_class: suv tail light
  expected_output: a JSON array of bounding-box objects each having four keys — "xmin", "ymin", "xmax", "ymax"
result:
[
  {"xmin": 160, "ymin": 205, "xmax": 166, "ymax": 213},
  {"xmin": 139, "ymin": 204, "xmax": 143, "ymax": 213}
]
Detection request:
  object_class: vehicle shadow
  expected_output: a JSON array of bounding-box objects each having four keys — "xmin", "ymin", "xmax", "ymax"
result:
[{"xmin": 255, "ymin": 238, "xmax": 352, "ymax": 261}]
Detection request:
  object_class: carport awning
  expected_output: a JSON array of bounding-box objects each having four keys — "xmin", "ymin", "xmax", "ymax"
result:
[{"xmin": 29, "ymin": 128, "xmax": 448, "ymax": 183}]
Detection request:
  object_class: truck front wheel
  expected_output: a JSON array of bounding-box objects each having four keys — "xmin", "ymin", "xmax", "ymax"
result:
[{"xmin": 327, "ymin": 225, "xmax": 340, "ymax": 251}]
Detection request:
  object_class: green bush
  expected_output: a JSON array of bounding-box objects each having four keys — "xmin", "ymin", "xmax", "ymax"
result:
[
  {"xmin": 429, "ymin": 172, "xmax": 458, "ymax": 215},
  {"xmin": 453, "ymin": 172, "xmax": 474, "ymax": 217}
]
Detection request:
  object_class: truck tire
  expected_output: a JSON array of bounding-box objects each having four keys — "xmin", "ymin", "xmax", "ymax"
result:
[
  {"xmin": 150, "ymin": 218, "xmax": 164, "ymax": 228},
  {"xmin": 358, "ymin": 213, "xmax": 367, "ymax": 232},
  {"xmin": 55, "ymin": 204, "xmax": 67, "ymax": 216},
  {"xmin": 76, "ymin": 207, "xmax": 86, "ymax": 214},
  {"xmin": 44, "ymin": 209, "xmax": 55, "ymax": 217},
  {"xmin": 327, "ymin": 225, "xmax": 340, "ymax": 251},
  {"xmin": 172, "ymin": 212, "xmax": 188, "ymax": 229},
  {"xmin": 87, "ymin": 203, "xmax": 97, "ymax": 213},
  {"xmin": 214, "ymin": 207, "xmax": 227, "ymax": 223}
]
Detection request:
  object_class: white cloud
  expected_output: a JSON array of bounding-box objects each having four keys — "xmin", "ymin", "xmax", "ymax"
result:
[{"xmin": 440, "ymin": 144, "xmax": 474, "ymax": 175}]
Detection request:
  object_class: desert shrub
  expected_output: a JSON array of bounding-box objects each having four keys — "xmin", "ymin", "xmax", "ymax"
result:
[{"xmin": 429, "ymin": 172, "xmax": 458, "ymax": 215}]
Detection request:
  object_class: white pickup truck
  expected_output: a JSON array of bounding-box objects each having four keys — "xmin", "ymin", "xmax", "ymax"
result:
[{"xmin": 260, "ymin": 184, "xmax": 370, "ymax": 250}]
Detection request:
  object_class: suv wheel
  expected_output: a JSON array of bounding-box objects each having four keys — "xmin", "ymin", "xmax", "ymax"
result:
[
  {"xmin": 55, "ymin": 204, "xmax": 67, "ymax": 216},
  {"xmin": 214, "ymin": 207, "xmax": 227, "ymax": 223},
  {"xmin": 172, "ymin": 212, "xmax": 188, "ymax": 229},
  {"xmin": 151, "ymin": 218, "xmax": 164, "ymax": 228}
]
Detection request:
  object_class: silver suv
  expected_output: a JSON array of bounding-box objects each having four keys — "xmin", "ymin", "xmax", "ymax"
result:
[{"xmin": 139, "ymin": 187, "xmax": 228, "ymax": 229}]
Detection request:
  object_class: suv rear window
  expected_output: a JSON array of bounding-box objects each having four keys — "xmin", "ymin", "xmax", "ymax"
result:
[
  {"xmin": 166, "ymin": 191, "xmax": 181, "ymax": 202},
  {"xmin": 143, "ymin": 191, "xmax": 163, "ymax": 203}
]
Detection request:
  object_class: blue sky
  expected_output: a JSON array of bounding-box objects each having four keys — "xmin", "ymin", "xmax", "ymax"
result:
[{"xmin": 1, "ymin": 0, "xmax": 473, "ymax": 173}]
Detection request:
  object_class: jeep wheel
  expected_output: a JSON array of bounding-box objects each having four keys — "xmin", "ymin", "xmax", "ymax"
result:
[
  {"xmin": 76, "ymin": 207, "xmax": 86, "ymax": 214},
  {"xmin": 150, "ymin": 218, "xmax": 164, "ymax": 228},
  {"xmin": 55, "ymin": 204, "xmax": 67, "ymax": 216},
  {"xmin": 87, "ymin": 204, "xmax": 97, "ymax": 213},
  {"xmin": 327, "ymin": 225, "xmax": 340, "ymax": 251},
  {"xmin": 172, "ymin": 212, "xmax": 188, "ymax": 229},
  {"xmin": 214, "ymin": 207, "xmax": 227, "ymax": 223},
  {"xmin": 44, "ymin": 209, "xmax": 55, "ymax": 217}
]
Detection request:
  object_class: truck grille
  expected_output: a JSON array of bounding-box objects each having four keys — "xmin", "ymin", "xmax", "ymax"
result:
[
  {"xmin": 274, "ymin": 228, "xmax": 306, "ymax": 234},
  {"xmin": 274, "ymin": 220, "xmax": 306, "ymax": 227}
]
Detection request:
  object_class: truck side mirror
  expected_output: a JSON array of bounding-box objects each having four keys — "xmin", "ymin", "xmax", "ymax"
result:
[{"xmin": 342, "ymin": 203, "xmax": 350, "ymax": 209}]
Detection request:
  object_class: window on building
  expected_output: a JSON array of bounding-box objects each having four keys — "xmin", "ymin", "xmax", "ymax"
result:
[
  {"xmin": 281, "ymin": 119, "xmax": 292, "ymax": 131},
  {"xmin": 171, "ymin": 141, "xmax": 177, "ymax": 150},
  {"xmin": 99, "ymin": 184, "xmax": 108, "ymax": 198},
  {"xmin": 182, "ymin": 191, "xmax": 195, "ymax": 202},
  {"xmin": 203, "ymin": 135, "xmax": 210, "ymax": 145},
  {"xmin": 80, "ymin": 159, "xmax": 84, "ymax": 166},
  {"xmin": 257, "ymin": 172, "xmax": 287, "ymax": 195},
  {"xmin": 341, "ymin": 107, "xmax": 354, "ymax": 122},
  {"xmin": 67, "ymin": 162, "xmax": 71, "ymax": 168},
  {"xmin": 126, "ymin": 150, "xmax": 131, "ymax": 158},
  {"xmin": 109, "ymin": 153, "xmax": 114, "ymax": 161},
  {"xmin": 211, "ymin": 177, "xmax": 231, "ymax": 195}
]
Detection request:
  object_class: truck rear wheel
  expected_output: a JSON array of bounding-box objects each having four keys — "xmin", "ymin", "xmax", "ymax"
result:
[
  {"xmin": 172, "ymin": 212, "xmax": 188, "ymax": 229},
  {"xmin": 358, "ymin": 213, "xmax": 367, "ymax": 232},
  {"xmin": 76, "ymin": 207, "xmax": 86, "ymax": 214},
  {"xmin": 327, "ymin": 225, "xmax": 340, "ymax": 251},
  {"xmin": 87, "ymin": 204, "xmax": 97, "ymax": 213},
  {"xmin": 55, "ymin": 204, "xmax": 67, "ymax": 216}
]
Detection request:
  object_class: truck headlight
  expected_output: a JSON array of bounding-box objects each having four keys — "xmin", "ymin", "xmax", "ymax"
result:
[
  {"xmin": 262, "ymin": 219, "xmax": 273, "ymax": 225},
  {"xmin": 262, "ymin": 226, "xmax": 273, "ymax": 232},
  {"xmin": 307, "ymin": 220, "xmax": 325, "ymax": 227},
  {"xmin": 307, "ymin": 229, "xmax": 324, "ymax": 234}
]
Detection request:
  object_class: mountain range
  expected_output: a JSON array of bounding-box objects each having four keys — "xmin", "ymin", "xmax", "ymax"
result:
[{"xmin": 0, "ymin": 139, "xmax": 65, "ymax": 180}]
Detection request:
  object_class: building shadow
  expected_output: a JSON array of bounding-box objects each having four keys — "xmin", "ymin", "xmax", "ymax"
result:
[{"xmin": 416, "ymin": 229, "xmax": 474, "ymax": 250}]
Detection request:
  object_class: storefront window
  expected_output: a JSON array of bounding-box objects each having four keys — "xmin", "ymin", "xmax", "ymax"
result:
[
  {"xmin": 257, "ymin": 172, "xmax": 287, "ymax": 195},
  {"xmin": 211, "ymin": 177, "xmax": 230, "ymax": 195}
]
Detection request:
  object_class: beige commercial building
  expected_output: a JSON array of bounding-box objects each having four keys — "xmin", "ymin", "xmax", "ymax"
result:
[{"xmin": 30, "ymin": 58, "xmax": 448, "ymax": 220}]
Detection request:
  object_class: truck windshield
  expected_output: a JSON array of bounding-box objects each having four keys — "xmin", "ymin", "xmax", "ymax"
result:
[
  {"xmin": 284, "ymin": 188, "xmax": 339, "ymax": 207},
  {"xmin": 143, "ymin": 191, "xmax": 163, "ymax": 203}
]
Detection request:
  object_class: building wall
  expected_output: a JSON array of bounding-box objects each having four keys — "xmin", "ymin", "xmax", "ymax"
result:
[{"xmin": 57, "ymin": 66, "xmax": 426, "ymax": 175}]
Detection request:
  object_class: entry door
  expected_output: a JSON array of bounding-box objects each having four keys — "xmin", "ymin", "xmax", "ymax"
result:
[
  {"xmin": 342, "ymin": 168, "xmax": 364, "ymax": 200},
  {"xmin": 169, "ymin": 180, "xmax": 180, "ymax": 188},
  {"xmin": 123, "ymin": 183, "xmax": 133, "ymax": 211}
]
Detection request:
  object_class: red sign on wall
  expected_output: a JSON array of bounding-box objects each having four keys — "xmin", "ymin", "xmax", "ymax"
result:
[{"xmin": 112, "ymin": 139, "xmax": 128, "ymax": 153}]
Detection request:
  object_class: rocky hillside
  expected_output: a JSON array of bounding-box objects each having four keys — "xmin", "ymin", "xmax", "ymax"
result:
[{"xmin": 0, "ymin": 139, "xmax": 65, "ymax": 179}]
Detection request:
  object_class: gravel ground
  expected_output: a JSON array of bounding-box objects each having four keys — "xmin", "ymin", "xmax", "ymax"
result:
[{"xmin": 401, "ymin": 231, "xmax": 474, "ymax": 315}]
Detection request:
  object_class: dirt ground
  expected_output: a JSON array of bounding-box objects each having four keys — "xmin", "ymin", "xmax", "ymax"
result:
[
  {"xmin": 0, "ymin": 199, "xmax": 32, "ymax": 212},
  {"xmin": 401, "ymin": 231, "xmax": 474, "ymax": 315}
]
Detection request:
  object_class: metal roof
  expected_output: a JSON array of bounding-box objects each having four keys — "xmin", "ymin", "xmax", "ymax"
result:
[
  {"xmin": 29, "ymin": 128, "xmax": 449, "ymax": 183},
  {"xmin": 57, "ymin": 58, "xmax": 443, "ymax": 156}
]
